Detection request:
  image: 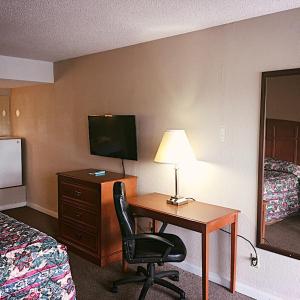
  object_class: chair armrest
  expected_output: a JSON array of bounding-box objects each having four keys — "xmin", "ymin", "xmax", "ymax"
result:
[
  {"xmin": 132, "ymin": 234, "xmax": 174, "ymax": 247},
  {"xmin": 124, "ymin": 234, "xmax": 174, "ymax": 260}
]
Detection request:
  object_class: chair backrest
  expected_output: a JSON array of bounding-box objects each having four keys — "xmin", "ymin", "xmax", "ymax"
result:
[{"xmin": 113, "ymin": 181, "xmax": 135, "ymax": 239}]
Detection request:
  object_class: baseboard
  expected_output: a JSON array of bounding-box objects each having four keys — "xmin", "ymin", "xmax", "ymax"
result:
[
  {"xmin": 0, "ymin": 202, "xmax": 27, "ymax": 211},
  {"xmin": 27, "ymin": 202, "xmax": 58, "ymax": 219},
  {"xmin": 172, "ymin": 261, "xmax": 282, "ymax": 300}
]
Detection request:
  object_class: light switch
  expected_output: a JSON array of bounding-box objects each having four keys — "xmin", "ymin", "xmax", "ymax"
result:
[
  {"xmin": 16, "ymin": 109, "xmax": 20, "ymax": 117},
  {"xmin": 2, "ymin": 110, "xmax": 6, "ymax": 117},
  {"xmin": 220, "ymin": 126, "xmax": 225, "ymax": 142}
]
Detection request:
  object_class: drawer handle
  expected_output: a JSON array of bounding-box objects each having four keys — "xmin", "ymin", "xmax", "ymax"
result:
[{"xmin": 74, "ymin": 190, "xmax": 82, "ymax": 197}]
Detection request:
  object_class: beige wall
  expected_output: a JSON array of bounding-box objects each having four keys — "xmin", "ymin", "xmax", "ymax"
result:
[
  {"xmin": 0, "ymin": 88, "xmax": 11, "ymax": 136},
  {"xmin": 0, "ymin": 186, "xmax": 26, "ymax": 210},
  {"xmin": 0, "ymin": 96, "xmax": 10, "ymax": 136},
  {"xmin": 266, "ymin": 74, "xmax": 300, "ymax": 121},
  {"xmin": 10, "ymin": 8, "xmax": 300, "ymax": 300}
]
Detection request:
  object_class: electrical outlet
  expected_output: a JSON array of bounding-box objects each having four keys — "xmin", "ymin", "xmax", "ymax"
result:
[{"xmin": 250, "ymin": 253, "xmax": 259, "ymax": 268}]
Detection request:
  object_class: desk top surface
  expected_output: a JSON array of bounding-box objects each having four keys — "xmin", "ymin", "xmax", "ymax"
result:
[
  {"xmin": 128, "ymin": 193, "xmax": 240, "ymax": 225},
  {"xmin": 57, "ymin": 169, "xmax": 136, "ymax": 184}
]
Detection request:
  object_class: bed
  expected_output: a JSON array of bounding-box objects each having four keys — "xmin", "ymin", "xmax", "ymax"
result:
[
  {"xmin": 263, "ymin": 118, "xmax": 300, "ymax": 226},
  {"xmin": 263, "ymin": 157, "xmax": 300, "ymax": 224},
  {"xmin": 0, "ymin": 212, "xmax": 76, "ymax": 299}
]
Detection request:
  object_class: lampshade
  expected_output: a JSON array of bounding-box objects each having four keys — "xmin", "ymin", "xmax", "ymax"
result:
[{"xmin": 154, "ymin": 130, "xmax": 195, "ymax": 165}]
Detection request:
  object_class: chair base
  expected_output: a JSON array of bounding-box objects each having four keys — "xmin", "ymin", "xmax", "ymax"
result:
[{"xmin": 111, "ymin": 263, "xmax": 185, "ymax": 300}]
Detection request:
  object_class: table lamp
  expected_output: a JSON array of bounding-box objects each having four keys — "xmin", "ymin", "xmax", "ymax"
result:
[{"xmin": 154, "ymin": 130, "xmax": 195, "ymax": 205}]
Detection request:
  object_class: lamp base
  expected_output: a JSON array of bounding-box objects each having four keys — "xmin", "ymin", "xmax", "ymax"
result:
[{"xmin": 167, "ymin": 196, "xmax": 189, "ymax": 206}]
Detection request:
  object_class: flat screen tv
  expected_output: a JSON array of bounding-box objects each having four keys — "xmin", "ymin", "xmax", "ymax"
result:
[{"xmin": 88, "ymin": 115, "xmax": 138, "ymax": 161}]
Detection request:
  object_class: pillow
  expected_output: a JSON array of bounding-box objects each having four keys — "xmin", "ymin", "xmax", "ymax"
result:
[{"xmin": 264, "ymin": 157, "xmax": 300, "ymax": 178}]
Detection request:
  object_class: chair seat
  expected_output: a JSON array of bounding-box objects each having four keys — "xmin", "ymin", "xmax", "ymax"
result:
[{"xmin": 134, "ymin": 233, "xmax": 186, "ymax": 263}]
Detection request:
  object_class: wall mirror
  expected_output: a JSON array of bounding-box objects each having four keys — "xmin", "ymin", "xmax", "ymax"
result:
[{"xmin": 257, "ymin": 68, "xmax": 300, "ymax": 259}]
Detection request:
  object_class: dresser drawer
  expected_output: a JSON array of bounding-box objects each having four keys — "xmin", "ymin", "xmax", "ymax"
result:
[
  {"xmin": 60, "ymin": 181, "xmax": 98, "ymax": 207},
  {"xmin": 61, "ymin": 222, "xmax": 98, "ymax": 252},
  {"xmin": 62, "ymin": 199, "xmax": 97, "ymax": 228}
]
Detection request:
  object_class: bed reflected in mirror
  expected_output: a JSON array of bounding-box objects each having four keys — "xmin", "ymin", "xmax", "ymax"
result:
[{"xmin": 257, "ymin": 68, "xmax": 300, "ymax": 259}]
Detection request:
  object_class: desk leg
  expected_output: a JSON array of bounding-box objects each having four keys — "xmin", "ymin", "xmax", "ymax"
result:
[
  {"xmin": 202, "ymin": 230, "xmax": 209, "ymax": 300},
  {"xmin": 230, "ymin": 216, "xmax": 238, "ymax": 293},
  {"xmin": 122, "ymin": 256, "xmax": 128, "ymax": 273}
]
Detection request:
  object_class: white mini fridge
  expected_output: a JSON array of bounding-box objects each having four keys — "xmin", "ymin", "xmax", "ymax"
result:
[{"xmin": 0, "ymin": 138, "xmax": 22, "ymax": 188}]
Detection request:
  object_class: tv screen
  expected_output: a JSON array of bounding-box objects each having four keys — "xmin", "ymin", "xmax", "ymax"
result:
[{"xmin": 88, "ymin": 115, "xmax": 138, "ymax": 161}]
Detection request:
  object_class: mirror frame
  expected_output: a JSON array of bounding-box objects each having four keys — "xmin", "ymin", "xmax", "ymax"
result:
[{"xmin": 257, "ymin": 67, "xmax": 300, "ymax": 260}]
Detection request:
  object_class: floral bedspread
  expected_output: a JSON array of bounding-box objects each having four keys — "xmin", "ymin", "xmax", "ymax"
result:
[
  {"xmin": 264, "ymin": 157, "xmax": 300, "ymax": 178},
  {"xmin": 264, "ymin": 157, "xmax": 300, "ymax": 224},
  {"xmin": 0, "ymin": 212, "xmax": 76, "ymax": 299}
]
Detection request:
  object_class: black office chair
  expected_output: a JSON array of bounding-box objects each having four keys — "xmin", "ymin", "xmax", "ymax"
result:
[{"xmin": 111, "ymin": 181, "xmax": 187, "ymax": 300}]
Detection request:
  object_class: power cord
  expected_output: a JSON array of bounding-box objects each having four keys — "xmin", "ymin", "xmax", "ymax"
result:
[{"xmin": 220, "ymin": 229, "xmax": 258, "ymax": 267}]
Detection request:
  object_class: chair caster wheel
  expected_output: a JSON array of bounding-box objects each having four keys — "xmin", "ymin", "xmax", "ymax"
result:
[
  {"xmin": 111, "ymin": 285, "xmax": 118, "ymax": 293},
  {"xmin": 169, "ymin": 275, "xmax": 179, "ymax": 282}
]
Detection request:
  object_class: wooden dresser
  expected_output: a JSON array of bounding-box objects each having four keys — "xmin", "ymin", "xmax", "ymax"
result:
[{"xmin": 57, "ymin": 169, "xmax": 137, "ymax": 266}]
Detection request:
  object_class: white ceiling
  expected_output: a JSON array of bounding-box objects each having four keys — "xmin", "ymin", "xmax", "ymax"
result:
[{"xmin": 1, "ymin": 0, "xmax": 300, "ymax": 62}]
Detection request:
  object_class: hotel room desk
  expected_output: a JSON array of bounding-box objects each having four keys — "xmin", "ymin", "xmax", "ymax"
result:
[{"xmin": 128, "ymin": 193, "xmax": 240, "ymax": 300}]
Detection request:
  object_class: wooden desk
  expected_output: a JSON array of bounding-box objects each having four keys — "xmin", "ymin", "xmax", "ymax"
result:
[{"xmin": 128, "ymin": 193, "xmax": 240, "ymax": 300}]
